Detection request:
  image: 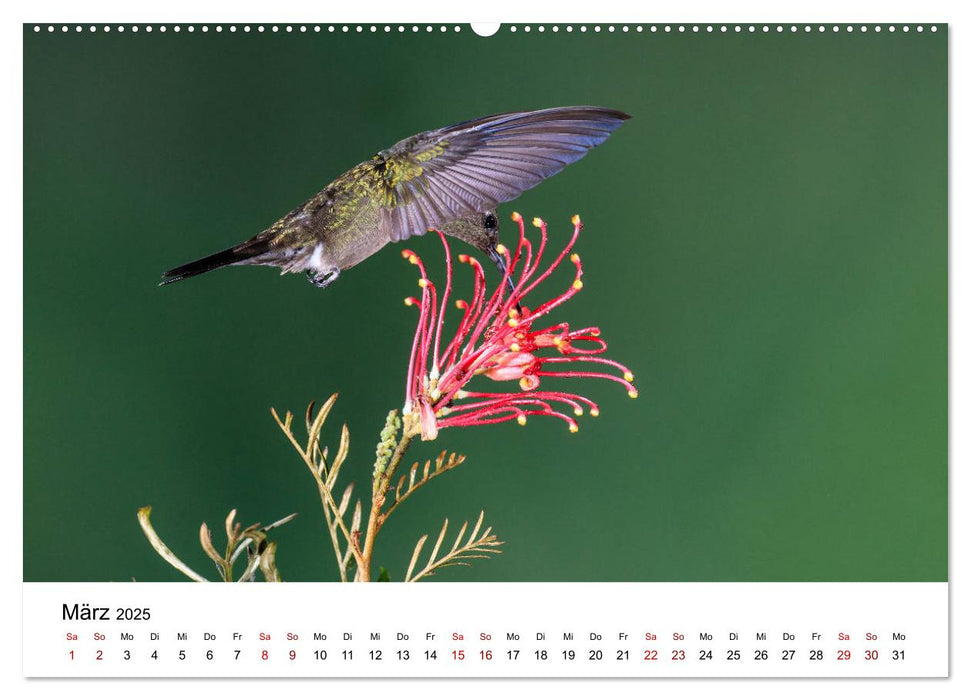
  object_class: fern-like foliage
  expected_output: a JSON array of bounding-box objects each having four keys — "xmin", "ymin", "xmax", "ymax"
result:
[
  {"xmin": 138, "ymin": 506, "xmax": 295, "ymax": 582},
  {"xmin": 404, "ymin": 511, "xmax": 503, "ymax": 582},
  {"xmin": 273, "ymin": 394, "xmax": 362, "ymax": 582},
  {"xmin": 382, "ymin": 450, "xmax": 466, "ymax": 525}
]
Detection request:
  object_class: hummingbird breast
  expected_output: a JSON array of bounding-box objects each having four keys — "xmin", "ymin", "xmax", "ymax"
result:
[
  {"xmin": 254, "ymin": 164, "xmax": 390, "ymax": 275},
  {"xmin": 312, "ymin": 194, "xmax": 389, "ymax": 272}
]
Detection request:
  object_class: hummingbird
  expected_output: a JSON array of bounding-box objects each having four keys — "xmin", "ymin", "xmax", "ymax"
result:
[{"xmin": 160, "ymin": 106, "xmax": 630, "ymax": 289}]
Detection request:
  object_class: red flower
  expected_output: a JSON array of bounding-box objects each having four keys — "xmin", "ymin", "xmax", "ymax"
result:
[{"xmin": 401, "ymin": 213, "xmax": 637, "ymax": 441}]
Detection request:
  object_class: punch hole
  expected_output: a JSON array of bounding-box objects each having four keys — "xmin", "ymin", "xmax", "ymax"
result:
[{"xmin": 471, "ymin": 23, "xmax": 500, "ymax": 37}]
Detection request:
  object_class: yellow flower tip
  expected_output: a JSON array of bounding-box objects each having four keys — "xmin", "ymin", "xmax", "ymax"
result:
[
  {"xmin": 495, "ymin": 243, "xmax": 508, "ymax": 255},
  {"xmin": 572, "ymin": 279, "xmax": 584, "ymax": 291},
  {"xmin": 508, "ymin": 307, "xmax": 520, "ymax": 318},
  {"xmin": 624, "ymin": 371, "xmax": 634, "ymax": 382},
  {"xmin": 511, "ymin": 212, "xmax": 522, "ymax": 222},
  {"xmin": 571, "ymin": 214, "xmax": 581, "ymax": 226},
  {"xmin": 458, "ymin": 253, "xmax": 469, "ymax": 263},
  {"xmin": 455, "ymin": 299, "xmax": 468, "ymax": 309},
  {"xmin": 569, "ymin": 423, "xmax": 579, "ymax": 433},
  {"xmin": 590, "ymin": 408, "xmax": 600, "ymax": 417},
  {"xmin": 573, "ymin": 407, "xmax": 583, "ymax": 417},
  {"xmin": 516, "ymin": 415, "xmax": 527, "ymax": 426},
  {"xmin": 408, "ymin": 255, "xmax": 418, "ymax": 265},
  {"xmin": 570, "ymin": 253, "xmax": 581, "ymax": 264},
  {"xmin": 418, "ymin": 278, "xmax": 430, "ymax": 288},
  {"xmin": 507, "ymin": 318, "xmax": 518, "ymax": 328},
  {"xmin": 510, "ymin": 343, "xmax": 521, "ymax": 352},
  {"xmin": 531, "ymin": 216, "xmax": 544, "ymax": 228},
  {"xmin": 455, "ymin": 389, "xmax": 469, "ymax": 399},
  {"xmin": 628, "ymin": 389, "xmax": 639, "ymax": 399},
  {"xmin": 430, "ymin": 388, "xmax": 441, "ymax": 402},
  {"xmin": 591, "ymin": 329, "xmax": 601, "ymax": 337},
  {"xmin": 404, "ymin": 297, "xmax": 415, "ymax": 306}
]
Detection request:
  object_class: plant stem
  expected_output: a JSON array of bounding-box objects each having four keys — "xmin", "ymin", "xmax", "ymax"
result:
[{"xmin": 359, "ymin": 430, "xmax": 415, "ymax": 582}]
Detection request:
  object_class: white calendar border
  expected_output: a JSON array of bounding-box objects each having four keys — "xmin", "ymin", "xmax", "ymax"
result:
[{"xmin": 4, "ymin": 0, "xmax": 966, "ymax": 697}]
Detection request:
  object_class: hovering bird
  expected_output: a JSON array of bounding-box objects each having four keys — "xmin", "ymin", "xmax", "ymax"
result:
[{"xmin": 160, "ymin": 106, "xmax": 630, "ymax": 289}]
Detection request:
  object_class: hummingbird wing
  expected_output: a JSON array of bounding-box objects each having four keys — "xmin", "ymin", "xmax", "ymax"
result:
[{"xmin": 375, "ymin": 106, "xmax": 630, "ymax": 242}]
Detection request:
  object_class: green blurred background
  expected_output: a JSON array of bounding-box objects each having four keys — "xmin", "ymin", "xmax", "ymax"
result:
[{"xmin": 23, "ymin": 24, "xmax": 946, "ymax": 582}]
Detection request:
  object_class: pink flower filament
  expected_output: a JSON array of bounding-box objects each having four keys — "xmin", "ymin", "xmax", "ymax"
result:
[{"xmin": 401, "ymin": 213, "xmax": 637, "ymax": 440}]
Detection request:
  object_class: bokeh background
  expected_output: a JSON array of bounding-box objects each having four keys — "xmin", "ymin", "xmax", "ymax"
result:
[{"xmin": 24, "ymin": 24, "xmax": 946, "ymax": 582}]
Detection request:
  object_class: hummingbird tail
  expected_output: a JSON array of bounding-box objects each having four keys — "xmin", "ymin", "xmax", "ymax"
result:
[{"xmin": 160, "ymin": 243, "xmax": 268, "ymax": 286}]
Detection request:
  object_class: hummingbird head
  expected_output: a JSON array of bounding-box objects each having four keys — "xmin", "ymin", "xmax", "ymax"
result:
[
  {"xmin": 437, "ymin": 210, "xmax": 500, "ymax": 253},
  {"xmin": 437, "ymin": 210, "xmax": 514, "ymax": 298}
]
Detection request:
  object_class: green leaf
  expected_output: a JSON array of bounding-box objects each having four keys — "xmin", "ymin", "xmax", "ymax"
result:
[{"xmin": 377, "ymin": 566, "xmax": 391, "ymax": 582}]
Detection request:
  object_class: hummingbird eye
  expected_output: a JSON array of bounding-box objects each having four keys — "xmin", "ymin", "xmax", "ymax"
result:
[{"xmin": 483, "ymin": 213, "xmax": 498, "ymax": 230}]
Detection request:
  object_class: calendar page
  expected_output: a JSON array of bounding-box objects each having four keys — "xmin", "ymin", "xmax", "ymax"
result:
[{"xmin": 21, "ymin": 15, "xmax": 948, "ymax": 682}]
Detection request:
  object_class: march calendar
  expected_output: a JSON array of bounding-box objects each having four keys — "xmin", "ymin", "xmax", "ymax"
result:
[
  {"xmin": 22, "ymin": 19, "xmax": 948, "ymax": 683},
  {"xmin": 24, "ymin": 583, "xmax": 949, "ymax": 677}
]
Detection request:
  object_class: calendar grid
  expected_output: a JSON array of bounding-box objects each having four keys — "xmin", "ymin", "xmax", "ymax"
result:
[{"xmin": 24, "ymin": 582, "xmax": 948, "ymax": 678}]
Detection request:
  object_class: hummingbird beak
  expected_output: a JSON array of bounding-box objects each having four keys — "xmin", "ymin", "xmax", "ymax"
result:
[{"xmin": 488, "ymin": 245, "xmax": 521, "ymax": 310}]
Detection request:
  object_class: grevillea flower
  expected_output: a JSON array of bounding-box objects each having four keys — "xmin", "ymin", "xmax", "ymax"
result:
[{"xmin": 401, "ymin": 213, "xmax": 638, "ymax": 441}]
